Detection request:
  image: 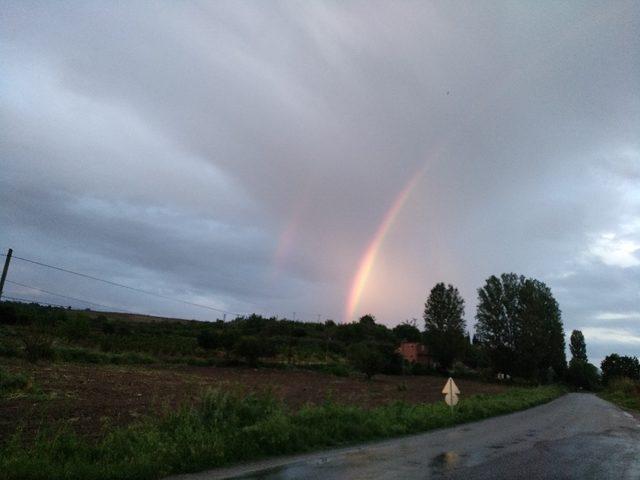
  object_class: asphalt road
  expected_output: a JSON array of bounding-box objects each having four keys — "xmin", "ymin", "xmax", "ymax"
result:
[{"xmin": 168, "ymin": 393, "xmax": 640, "ymax": 480}]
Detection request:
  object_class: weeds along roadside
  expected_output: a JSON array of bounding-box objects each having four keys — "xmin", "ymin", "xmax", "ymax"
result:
[
  {"xmin": 0, "ymin": 385, "xmax": 566, "ymax": 480},
  {"xmin": 599, "ymin": 377, "xmax": 640, "ymax": 412}
]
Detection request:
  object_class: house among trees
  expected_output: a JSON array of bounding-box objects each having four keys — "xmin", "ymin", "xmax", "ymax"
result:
[{"xmin": 396, "ymin": 341, "xmax": 435, "ymax": 368}]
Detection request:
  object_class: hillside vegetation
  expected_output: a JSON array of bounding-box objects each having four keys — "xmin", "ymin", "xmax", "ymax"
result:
[{"xmin": 0, "ymin": 302, "xmax": 441, "ymax": 377}]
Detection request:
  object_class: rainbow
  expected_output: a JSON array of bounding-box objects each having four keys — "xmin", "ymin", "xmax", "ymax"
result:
[
  {"xmin": 344, "ymin": 163, "xmax": 429, "ymax": 322},
  {"xmin": 275, "ymin": 6, "xmax": 604, "ymax": 322}
]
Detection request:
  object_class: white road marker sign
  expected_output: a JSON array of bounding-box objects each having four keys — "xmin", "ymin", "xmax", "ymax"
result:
[{"xmin": 442, "ymin": 377, "xmax": 460, "ymax": 407}]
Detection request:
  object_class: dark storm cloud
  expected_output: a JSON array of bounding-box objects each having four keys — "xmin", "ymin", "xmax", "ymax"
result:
[{"xmin": 1, "ymin": 1, "xmax": 638, "ymax": 359}]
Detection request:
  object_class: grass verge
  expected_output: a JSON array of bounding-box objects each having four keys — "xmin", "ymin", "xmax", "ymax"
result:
[
  {"xmin": 599, "ymin": 377, "xmax": 640, "ymax": 412},
  {"xmin": 0, "ymin": 385, "xmax": 565, "ymax": 480}
]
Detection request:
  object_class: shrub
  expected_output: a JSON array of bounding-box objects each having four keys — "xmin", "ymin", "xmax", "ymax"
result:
[
  {"xmin": 0, "ymin": 338, "xmax": 21, "ymax": 358},
  {"xmin": 601, "ymin": 354, "xmax": 640, "ymax": 384},
  {"xmin": 348, "ymin": 343, "xmax": 384, "ymax": 380},
  {"xmin": 101, "ymin": 321, "xmax": 116, "ymax": 335},
  {"xmin": 55, "ymin": 346, "xmax": 157, "ymax": 365},
  {"xmin": 21, "ymin": 334, "xmax": 54, "ymax": 363},
  {"xmin": 600, "ymin": 377, "xmax": 640, "ymax": 412},
  {"xmin": 607, "ymin": 377, "xmax": 638, "ymax": 396},
  {"xmin": 56, "ymin": 346, "xmax": 106, "ymax": 364},
  {"xmin": 57, "ymin": 314, "xmax": 91, "ymax": 341},
  {"xmin": 233, "ymin": 336, "xmax": 263, "ymax": 366},
  {"xmin": 0, "ymin": 368, "xmax": 29, "ymax": 396},
  {"xmin": 0, "ymin": 304, "xmax": 19, "ymax": 325},
  {"xmin": 197, "ymin": 330, "xmax": 222, "ymax": 350},
  {"xmin": 409, "ymin": 362, "xmax": 436, "ymax": 376},
  {"xmin": 451, "ymin": 361, "xmax": 478, "ymax": 379}
]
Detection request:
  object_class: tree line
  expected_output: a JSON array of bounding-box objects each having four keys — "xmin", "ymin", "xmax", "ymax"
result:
[
  {"xmin": 420, "ymin": 274, "xmax": 566, "ymax": 383},
  {"xmin": 1, "ymin": 272, "xmax": 637, "ymax": 388},
  {"xmin": 422, "ymin": 275, "xmax": 638, "ymax": 388}
]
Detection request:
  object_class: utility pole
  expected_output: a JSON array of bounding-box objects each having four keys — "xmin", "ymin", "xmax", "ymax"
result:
[{"xmin": 0, "ymin": 248, "xmax": 12, "ymax": 301}]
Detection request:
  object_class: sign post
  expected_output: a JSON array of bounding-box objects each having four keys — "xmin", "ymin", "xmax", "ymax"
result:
[{"xmin": 442, "ymin": 377, "xmax": 460, "ymax": 413}]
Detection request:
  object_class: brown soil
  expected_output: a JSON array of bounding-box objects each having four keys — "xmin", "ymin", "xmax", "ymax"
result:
[{"xmin": 0, "ymin": 361, "xmax": 505, "ymax": 442}]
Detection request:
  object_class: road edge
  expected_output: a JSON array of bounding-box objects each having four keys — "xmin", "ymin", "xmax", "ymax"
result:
[{"xmin": 164, "ymin": 390, "xmax": 569, "ymax": 480}]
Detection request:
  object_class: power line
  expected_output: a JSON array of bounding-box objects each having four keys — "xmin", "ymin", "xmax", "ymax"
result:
[
  {"xmin": 5, "ymin": 279, "xmax": 131, "ymax": 313},
  {"xmin": 4, "ymin": 253, "xmax": 244, "ymax": 316},
  {"xmin": 1, "ymin": 251, "xmax": 331, "ymax": 322}
]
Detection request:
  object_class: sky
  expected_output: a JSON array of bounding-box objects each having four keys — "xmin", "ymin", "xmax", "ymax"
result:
[{"xmin": 1, "ymin": 1, "xmax": 638, "ymax": 365}]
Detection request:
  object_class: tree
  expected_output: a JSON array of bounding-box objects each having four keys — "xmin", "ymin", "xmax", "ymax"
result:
[
  {"xmin": 515, "ymin": 278, "xmax": 566, "ymax": 380},
  {"xmin": 348, "ymin": 342, "xmax": 384, "ymax": 380},
  {"xmin": 567, "ymin": 329, "xmax": 598, "ymax": 390},
  {"xmin": 475, "ymin": 274, "xmax": 523, "ymax": 375},
  {"xmin": 569, "ymin": 330, "xmax": 587, "ymax": 362},
  {"xmin": 393, "ymin": 320, "xmax": 421, "ymax": 343},
  {"xmin": 423, "ymin": 283, "xmax": 466, "ymax": 369},
  {"xmin": 600, "ymin": 354, "xmax": 640, "ymax": 384},
  {"xmin": 567, "ymin": 359, "xmax": 600, "ymax": 390},
  {"xmin": 475, "ymin": 274, "xmax": 566, "ymax": 380},
  {"xmin": 359, "ymin": 314, "xmax": 376, "ymax": 328}
]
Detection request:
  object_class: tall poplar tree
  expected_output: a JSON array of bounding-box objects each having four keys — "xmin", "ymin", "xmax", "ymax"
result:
[
  {"xmin": 475, "ymin": 273, "xmax": 566, "ymax": 380},
  {"xmin": 423, "ymin": 282, "xmax": 466, "ymax": 369}
]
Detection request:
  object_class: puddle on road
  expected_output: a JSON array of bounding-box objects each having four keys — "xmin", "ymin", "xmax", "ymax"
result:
[{"xmin": 429, "ymin": 451, "xmax": 461, "ymax": 472}]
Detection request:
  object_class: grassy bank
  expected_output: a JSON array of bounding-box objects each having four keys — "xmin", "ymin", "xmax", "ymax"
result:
[
  {"xmin": 599, "ymin": 377, "xmax": 640, "ymax": 412},
  {"xmin": 0, "ymin": 385, "xmax": 565, "ymax": 480}
]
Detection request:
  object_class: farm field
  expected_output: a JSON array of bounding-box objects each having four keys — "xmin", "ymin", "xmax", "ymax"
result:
[{"xmin": 0, "ymin": 360, "xmax": 506, "ymax": 441}]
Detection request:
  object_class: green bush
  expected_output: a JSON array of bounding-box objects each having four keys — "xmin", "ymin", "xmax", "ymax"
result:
[
  {"xmin": 101, "ymin": 321, "xmax": 116, "ymax": 335},
  {"xmin": 21, "ymin": 334, "xmax": 54, "ymax": 363},
  {"xmin": 606, "ymin": 377, "xmax": 638, "ymax": 396},
  {"xmin": 0, "ymin": 339, "xmax": 21, "ymax": 358},
  {"xmin": 600, "ymin": 377, "xmax": 640, "ymax": 411},
  {"xmin": 57, "ymin": 315, "xmax": 91, "ymax": 341},
  {"xmin": 197, "ymin": 330, "xmax": 222, "ymax": 350},
  {"xmin": 409, "ymin": 362, "xmax": 437, "ymax": 376},
  {"xmin": 57, "ymin": 346, "xmax": 106, "ymax": 364},
  {"xmin": 232, "ymin": 336, "xmax": 265, "ymax": 366},
  {"xmin": 0, "ymin": 368, "xmax": 29, "ymax": 396},
  {"xmin": 451, "ymin": 361, "xmax": 479, "ymax": 379},
  {"xmin": 348, "ymin": 342, "xmax": 383, "ymax": 379},
  {"xmin": 117, "ymin": 352, "xmax": 156, "ymax": 365},
  {"xmin": 55, "ymin": 346, "xmax": 157, "ymax": 365},
  {"xmin": 601, "ymin": 354, "xmax": 640, "ymax": 384},
  {"xmin": 0, "ymin": 304, "xmax": 19, "ymax": 325}
]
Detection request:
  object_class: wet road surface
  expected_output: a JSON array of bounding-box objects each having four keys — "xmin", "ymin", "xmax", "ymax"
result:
[{"xmin": 168, "ymin": 393, "xmax": 640, "ymax": 480}]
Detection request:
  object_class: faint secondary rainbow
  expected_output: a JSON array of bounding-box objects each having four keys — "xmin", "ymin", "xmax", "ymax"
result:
[
  {"xmin": 341, "ymin": 6, "xmax": 611, "ymax": 323},
  {"xmin": 344, "ymin": 164, "xmax": 429, "ymax": 322}
]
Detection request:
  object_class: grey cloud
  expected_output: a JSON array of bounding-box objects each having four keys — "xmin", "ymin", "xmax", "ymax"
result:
[{"xmin": 1, "ymin": 1, "xmax": 639, "ymax": 354}]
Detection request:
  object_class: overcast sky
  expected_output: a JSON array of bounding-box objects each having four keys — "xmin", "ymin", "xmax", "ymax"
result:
[{"xmin": 1, "ymin": 1, "xmax": 638, "ymax": 365}]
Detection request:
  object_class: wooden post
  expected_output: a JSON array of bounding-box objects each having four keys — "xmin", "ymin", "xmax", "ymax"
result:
[{"xmin": 0, "ymin": 248, "xmax": 12, "ymax": 301}]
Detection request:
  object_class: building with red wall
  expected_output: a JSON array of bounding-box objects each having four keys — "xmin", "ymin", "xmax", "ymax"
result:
[{"xmin": 396, "ymin": 341, "xmax": 435, "ymax": 367}]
